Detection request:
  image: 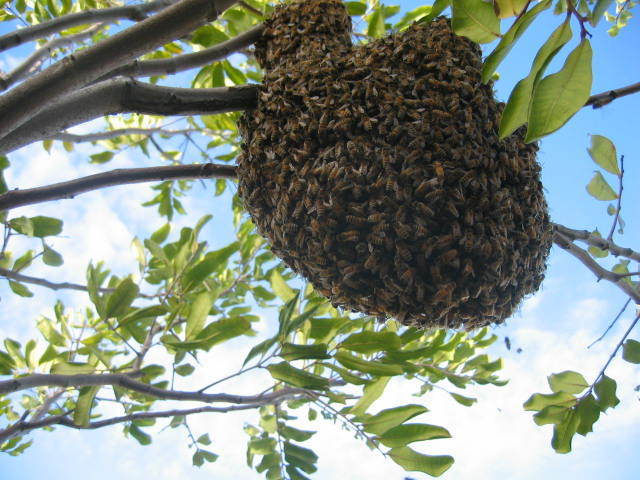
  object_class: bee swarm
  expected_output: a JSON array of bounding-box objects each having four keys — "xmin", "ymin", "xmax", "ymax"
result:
[{"xmin": 237, "ymin": 0, "xmax": 552, "ymax": 329}]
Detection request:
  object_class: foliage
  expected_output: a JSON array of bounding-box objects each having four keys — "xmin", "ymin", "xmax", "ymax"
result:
[{"xmin": 0, "ymin": 0, "xmax": 638, "ymax": 477}]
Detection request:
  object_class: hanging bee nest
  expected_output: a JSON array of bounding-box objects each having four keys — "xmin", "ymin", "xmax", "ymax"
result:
[{"xmin": 237, "ymin": 0, "xmax": 552, "ymax": 329}]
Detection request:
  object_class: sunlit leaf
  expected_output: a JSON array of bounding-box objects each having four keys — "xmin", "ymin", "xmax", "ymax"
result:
[
  {"xmin": 500, "ymin": 20, "xmax": 572, "ymax": 138},
  {"xmin": 339, "ymin": 331, "xmax": 401, "ymax": 354},
  {"xmin": 389, "ymin": 447, "xmax": 454, "ymax": 477},
  {"xmin": 547, "ymin": 371, "xmax": 589, "ymax": 394},
  {"xmin": 378, "ymin": 423, "xmax": 451, "ymax": 448},
  {"xmin": 185, "ymin": 291, "xmax": 215, "ymax": 339},
  {"xmin": 267, "ymin": 362, "xmax": 329, "ymax": 390},
  {"xmin": 551, "ymin": 409, "xmax": 579, "ymax": 453},
  {"xmin": 449, "ymin": 392, "xmax": 477, "ymax": 406},
  {"xmin": 104, "ymin": 277, "xmax": 139, "ymax": 319},
  {"xmin": 523, "ymin": 392, "xmax": 576, "ymax": 411},
  {"xmin": 593, "ymin": 375, "xmax": 619, "ymax": 411},
  {"xmin": 526, "ymin": 40, "xmax": 593, "ymax": 142},
  {"xmin": 622, "ymin": 339, "xmax": 640, "ymax": 364},
  {"xmin": 73, "ymin": 386, "xmax": 99, "ymax": 427},
  {"xmin": 588, "ymin": 135, "xmax": 620, "ymax": 175},
  {"xmin": 363, "ymin": 404, "xmax": 428, "ymax": 435},
  {"xmin": 586, "ymin": 172, "xmax": 618, "ymax": 201},
  {"xmin": 451, "ymin": 0, "xmax": 500, "ymax": 43}
]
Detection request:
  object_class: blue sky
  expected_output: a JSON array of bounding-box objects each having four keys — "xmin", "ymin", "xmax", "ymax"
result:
[{"xmin": 0, "ymin": 1, "xmax": 639, "ymax": 479}]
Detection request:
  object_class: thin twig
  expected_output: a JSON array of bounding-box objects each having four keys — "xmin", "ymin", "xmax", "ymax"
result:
[
  {"xmin": 0, "ymin": 163, "xmax": 237, "ymax": 211},
  {"xmin": 0, "ymin": 266, "xmax": 156, "ymax": 298},
  {"xmin": 50, "ymin": 127, "xmax": 211, "ymax": 143},
  {"xmin": 0, "ymin": 372, "xmax": 311, "ymax": 404},
  {"xmin": 607, "ymin": 155, "xmax": 624, "ymax": 241},
  {"xmin": 584, "ymin": 313, "xmax": 640, "ymax": 398},
  {"xmin": 588, "ymin": 298, "xmax": 632, "ymax": 349}
]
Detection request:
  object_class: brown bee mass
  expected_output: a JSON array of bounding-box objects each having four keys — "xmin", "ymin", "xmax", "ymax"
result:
[{"xmin": 237, "ymin": 0, "xmax": 552, "ymax": 329}]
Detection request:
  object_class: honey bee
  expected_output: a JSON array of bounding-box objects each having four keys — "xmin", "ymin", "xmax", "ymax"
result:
[
  {"xmin": 368, "ymin": 213, "xmax": 385, "ymax": 223},
  {"xmin": 400, "ymin": 268, "xmax": 415, "ymax": 285},
  {"xmin": 346, "ymin": 215, "xmax": 367, "ymax": 226},
  {"xmin": 433, "ymin": 282, "xmax": 455, "ymax": 304},
  {"xmin": 338, "ymin": 230, "xmax": 359, "ymax": 242},
  {"xmin": 364, "ymin": 254, "xmax": 379, "ymax": 270},
  {"xmin": 439, "ymin": 248, "xmax": 459, "ymax": 264},
  {"xmin": 395, "ymin": 223, "xmax": 412, "ymax": 240},
  {"xmin": 397, "ymin": 244, "xmax": 412, "ymax": 261}
]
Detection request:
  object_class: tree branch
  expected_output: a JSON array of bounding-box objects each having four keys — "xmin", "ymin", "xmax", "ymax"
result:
[
  {"xmin": 0, "ymin": 0, "xmax": 178, "ymax": 53},
  {"xmin": 553, "ymin": 231, "xmax": 640, "ymax": 303},
  {"xmin": 0, "ymin": 372, "xmax": 310, "ymax": 404},
  {"xmin": 0, "ymin": 25, "xmax": 103, "ymax": 92},
  {"xmin": 0, "ymin": 163, "xmax": 237, "ymax": 211},
  {"xmin": 0, "ymin": 79, "xmax": 257, "ymax": 154},
  {"xmin": 0, "ymin": 0, "xmax": 239, "ymax": 141},
  {"xmin": 99, "ymin": 23, "xmax": 264, "ymax": 81},
  {"xmin": 0, "ymin": 395, "xmax": 304, "ymax": 443},
  {"xmin": 0, "ymin": 266, "xmax": 154, "ymax": 298},
  {"xmin": 49, "ymin": 127, "xmax": 213, "ymax": 143},
  {"xmin": 553, "ymin": 223, "xmax": 640, "ymax": 263},
  {"xmin": 585, "ymin": 81, "xmax": 640, "ymax": 109}
]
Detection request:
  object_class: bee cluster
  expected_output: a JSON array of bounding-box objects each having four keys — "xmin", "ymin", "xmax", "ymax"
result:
[{"xmin": 237, "ymin": 0, "xmax": 552, "ymax": 329}]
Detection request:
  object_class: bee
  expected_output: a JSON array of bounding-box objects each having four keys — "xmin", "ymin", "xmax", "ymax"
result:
[
  {"xmin": 364, "ymin": 254, "xmax": 379, "ymax": 270},
  {"xmin": 400, "ymin": 267, "xmax": 416, "ymax": 285},
  {"xmin": 322, "ymin": 236, "xmax": 333, "ymax": 252},
  {"xmin": 338, "ymin": 230, "xmax": 359, "ymax": 242},
  {"xmin": 433, "ymin": 282, "xmax": 456, "ymax": 304},
  {"xmin": 346, "ymin": 215, "xmax": 366, "ymax": 226},
  {"xmin": 415, "ymin": 201, "xmax": 435, "ymax": 217},
  {"xmin": 397, "ymin": 244, "xmax": 412, "ymax": 261},
  {"xmin": 372, "ymin": 222, "xmax": 390, "ymax": 233},
  {"xmin": 395, "ymin": 223, "xmax": 412, "ymax": 240},
  {"xmin": 445, "ymin": 202, "xmax": 460, "ymax": 218},
  {"xmin": 368, "ymin": 213, "xmax": 385, "ymax": 223},
  {"xmin": 461, "ymin": 259, "xmax": 475, "ymax": 279},
  {"xmin": 369, "ymin": 233, "xmax": 385, "ymax": 246}
]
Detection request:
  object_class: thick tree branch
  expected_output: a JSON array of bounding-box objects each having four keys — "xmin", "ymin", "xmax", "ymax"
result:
[
  {"xmin": 553, "ymin": 223, "xmax": 640, "ymax": 263},
  {"xmin": 0, "ymin": 163, "xmax": 237, "ymax": 211},
  {"xmin": 553, "ymin": 231, "xmax": 640, "ymax": 303},
  {"xmin": 586, "ymin": 81, "xmax": 640, "ymax": 109},
  {"xmin": 0, "ymin": 79, "xmax": 257, "ymax": 154},
  {"xmin": 0, "ymin": 0, "xmax": 177, "ymax": 53},
  {"xmin": 0, "ymin": 266, "xmax": 155, "ymax": 298},
  {"xmin": 100, "ymin": 24, "xmax": 264, "ymax": 81},
  {"xmin": 0, "ymin": 25, "xmax": 103, "ymax": 92},
  {"xmin": 0, "ymin": 0, "xmax": 239, "ymax": 141},
  {"xmin": 0, "ymin": 372, "xmax": 310, "ymax": 404},
  {"xmin": 0, "ymin": 395, "xmax": 304, "ymax": 443}
]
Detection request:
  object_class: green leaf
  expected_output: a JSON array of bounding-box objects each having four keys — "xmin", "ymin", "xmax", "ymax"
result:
[
  {"xmin": 249, "ymin": 437, "xmax": 277, "ymax": 455},
  {"xmin": 37, "ymin": 317, "xmax": 67, "ymax": 346},
  {"xmin": 592, "ymin": 375, "xmax": 620, "ymax": 411},
  {"xmin": 340, "ymin": 331, "xmax": 401, "ymax": 354},
  {"xmin": 493, "ymin": 0, "xmax": 529, "ymax": 18},
  {"xmin": 551, "ymin": 409, "xmax": 579, "ymax": 453},
  {"xmin": 482, "ymin": 0, "xmax": 551, "ymax": 82},
  {"xmin": 50, "ymin": 361, "xmax": 95, "ymax": 375},
  {"xmin": 548, "ymin": 371, "xmax": 589, "ymax": 394},
  {"xmin": 451, "ymin": 0, "xmax": 500, "ymax": 43},
  {"xmin": 366, "ymin": 7, "xmax": 386, "ymax": 38},
  {"xmin": 586, "ymin": 171, "xmax": 618, "ymax": 201},
  {"xmin": 30, "ymin": 216, "xmax": 63, "ymax": 237},
  {"xmin": 364, "ymin": 404, "xmax": 428, "ymax": 435},
  {"xmin": 175, "ymin": 363, "xmax": 195, "ymax": 376},
  {"xmin": 267, "ymin": 362, "xmax": 329, "ymax": 390},
  {"xmin": 129, "ymin": 425, "xmax": 151, "ymax": 445},
  {"xmin": 389, "ymin": 447, "xmax": 454, "ymax": 477},
  {"xmin": 9, "ymin": 281, "xmax": 33, "ymax": 297},
  {"xmin": 284, "ymin": 442, "xmax": 318, "ymax": 472},
  {"xmin": 335, "ymin": 351, "xmax": 403, "ymax": 376},
  {"xmin": 523, "ymin": 392, "xmax": 576, "ymax": 411},
  {"xmin": 378, "ymin": 423, "xmax": 451, "ymax": 448},
  {"xmin": 575, "ymin": 394, "xmax": 600, "ymax": 436},
  {"xmin": 280, "ymin": 425, "xmax": 316, "ymax": 442},
  {"xmin": 349, "ymin": 376, "xmax": 391, "ymax": 417},
  {"xmin": 104, "ymin": 277, "xmax": 139, "ymax": 319},
  {"xmin": 588, "ymin": 135, "xmax": 620, "ymax": 175},
  {"xmin": 73, "ymin": 386, "xmax": 99, "ymax": 427},
  {"xmin": 270, "ymin": 270, "xmax": 296, "ymax": 302},
  {"xmin": 591, "ymin": 0, "xmax": 614, "ymax": 26},
  {"xmin": 622, "ymin": 339, "xmax": 640, "ymax": 364},
  {"xmin": 197, "ymin": 433, "xmax": 212, "ymax": 445},
  {"xmin": 186, "ymin": 291, "xmax": 215, "ymax": 339},
  {"xmin": 394, "ymin": 5, "xmax": 432, "ymax": 30},
  {"xmin": 9, "ymin": 216, "xmax": 33, "ymax": 236},
  {"xmin": 533, "ymin": 405, "xmax": 569, "ymax": 426},
  {"xmin": 89, "ymin": 151, "xmax": 114, "ymax": 164},
  {"xmin": 243, "ymin": 336, "xmax": 277, "ymax": 366},
  {"xmin": 183, "ymin": 242, "xmax": 238, "ymax": 287},
  {"xmin": 449, "ymin": 392, "xmax": 477, "ymax": 407},
  {"xmin": 500, "ymin": 20, "xmax": 572, "ymax": 138},
  {"xmin": 419, "ymin": 0, "xmax": 450, "ymax": 24},
  {"xmin": 43, "ymin": 245, "xmax": 63, "ymax": 266},
  {"xmin": 526, "ymin": 39, "xmax": 593, "ymax": 142},
  {"xmin": 150, "ymin": 223, "xmax": 171, "ymax": 244},
  {"xmin": 280, "ymin": 343, "xmax": 330, "ymax": 361},
  {"xmin": 345, "ymin": 1, "xmax": 366, "ymax": 16}
]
